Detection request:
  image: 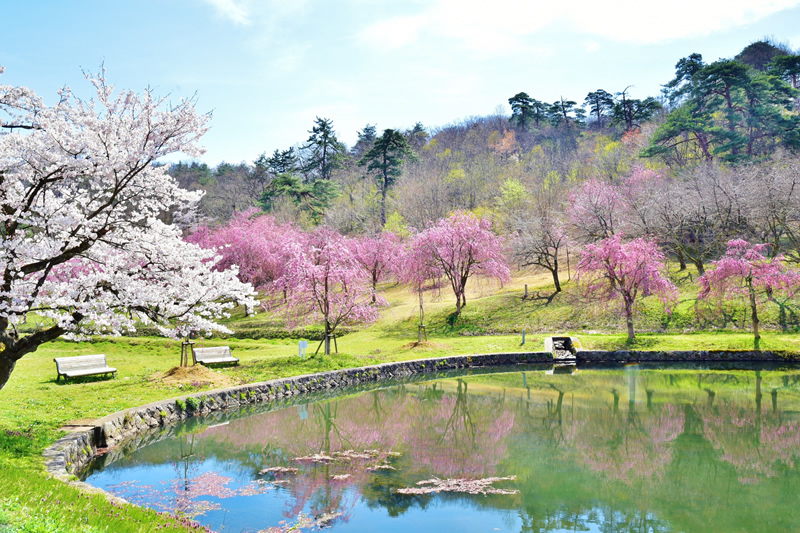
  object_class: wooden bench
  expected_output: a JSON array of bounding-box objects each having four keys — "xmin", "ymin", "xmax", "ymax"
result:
[
  {"xmin": 54, "ymin": 354, "xmax": 117, "ymax": 383},
  {"xmin": 192, "ymin": 346, "xmax": 239, "ymax": 366}
]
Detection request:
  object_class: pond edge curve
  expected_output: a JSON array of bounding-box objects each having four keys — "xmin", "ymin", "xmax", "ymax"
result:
[{"xmin": 42, "ymin": 349, "xmax": 800, "ymax": 488}]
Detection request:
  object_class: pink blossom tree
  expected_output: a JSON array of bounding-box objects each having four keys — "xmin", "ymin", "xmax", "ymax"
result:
[
  {"xmin": 397, "ymin": 232, "xmax": 442, "ymax": 341},
  {"xmin": 576, "ymin": 235, "xmax": 677, "ymax": 341},
  {"xmin": 699, "ymin": 240, "xmax": 800, "ymax": 345},
  {"xmin": 271, "ymin": 227, "xmax": 384, "ymax": 355},
  {"xmin": 351, "ymin": 232, "xmax": 403, "ymax": 303},
  {"xmin": 187, "ymin": 209, "xmax": 298, "ymax": 290},
  {"xmin": 413, "ymin": 212, "xmax": 510, "ymax": 318}
]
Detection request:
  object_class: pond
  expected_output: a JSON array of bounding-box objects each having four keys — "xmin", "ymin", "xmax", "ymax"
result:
[{"xmin": 83, "ymin": 364, "xmax": 800, "ymax": 532}]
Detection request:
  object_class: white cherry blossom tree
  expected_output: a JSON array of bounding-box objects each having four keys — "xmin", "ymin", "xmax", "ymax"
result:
[{"xmin": 0, "ymin": 68, "xmax": 257, "ymax": 389}]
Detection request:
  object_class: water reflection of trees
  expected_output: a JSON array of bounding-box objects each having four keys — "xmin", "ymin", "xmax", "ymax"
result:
[
  {"xmin": 102, "ymin": 367, "xmax": 800, "ymax": 532},
  {"xmin": 506, "ymin": 367, "xmax": 800, "ymax": 532},
  {"xmin": 190, "ymin": 381, "xmax": 517, "ymax": 523},
  {"xmin": 697, "ymin": 371, "xmax": 800, "ymax": 484}
]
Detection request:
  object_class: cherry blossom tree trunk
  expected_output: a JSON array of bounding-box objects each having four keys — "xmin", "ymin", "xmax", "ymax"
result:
[
  {"xmin": 0, "ymin": 355, "xmax": 17, "ymax": 391},
  {"xmin": 747, "ymin": 276, "xmax": 760, "ymax": 342},
  {"xmin": 552, "ymin": 255, "xmax": 562, "ymax": 292},
  {"xmin": 324, "ymin": 319, "xmax": 332, "ymax": 356},
  {"xmin": 624, "ymin": 299, "xmax": 636, "ymax": 341},
  {"xmin": 0, "ymin": 322, "xmax": 69, "ymax": 390}
]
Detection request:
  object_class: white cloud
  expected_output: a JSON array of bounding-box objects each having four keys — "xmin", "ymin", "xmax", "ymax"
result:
[
  {"xmin": 201, "ymin": 0, "xmax": 251, "ymax": 25},
  {"xmin": 571, "ymin": 0, "xmax": 800, "ymax": 44},
  {"xmin": 359, "ymin": 0, "xmax": 553, "ymax": 55},
  {"xmin": 359, "ymin": 15, "xmax": 427, "ymax": 50},
  {"xmin": 358, "ymin": 0, "xmax": 800, "ymax": 53}
]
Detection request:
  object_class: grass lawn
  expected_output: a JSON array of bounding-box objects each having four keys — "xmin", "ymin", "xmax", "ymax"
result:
[{"xmin": 2, "ymin": 267, "xmax": 800, "ymax": 531}]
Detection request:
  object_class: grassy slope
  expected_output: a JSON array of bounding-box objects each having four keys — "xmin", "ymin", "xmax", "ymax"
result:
[{"xmin": 3, "ymin": 267, "xmax": 800, "ymax": 531}]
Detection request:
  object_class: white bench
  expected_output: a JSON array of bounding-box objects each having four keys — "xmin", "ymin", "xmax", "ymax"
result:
[
  {"xmin": 192, "ymin": 346, "xmax": 239, "ymax": 366},
  {"xmin": 54, "ymin": 354, "xmax": 117, "ymax": 382}
]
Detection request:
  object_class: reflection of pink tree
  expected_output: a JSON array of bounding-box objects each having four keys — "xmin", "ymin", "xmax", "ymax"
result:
[
  {"xmin": 200, "ymin": 383, "xmax": 519, "ymax": 502},
  {"xmin": 107, "ymin": 433, "xmax": 268, "ymax": 519},
  {"xmin": 201, "ymin": 393, "xmax": 410, "ymax": 526},
  {"xmin": 699, "ymin": 400, "xmax": 800, "ymax": 484},
  {"xmin": 699, "ymin": 240, "xmax": 800, "ymax": 345},
  {"xmin": 563, "ymin": 404, "xmax": 685, "ymax": 484},
  {"xmin": 576, "ymin": 234, "xmax": 677, "ymax": 341},
  {"xmin": 404, "ymin": 380, "xmax": 516, "ymax": 478}
]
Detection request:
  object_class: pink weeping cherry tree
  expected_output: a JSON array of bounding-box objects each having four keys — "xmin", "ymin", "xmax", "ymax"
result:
[
  {"xmin": 699, "ymin": 240, "xmax": 800, "ymax": 346},
  {"xmin": 351, "ymin": 231, "xmax": 403, "ymax": 303},
  {"xmin": 397, "ymin": 233, "xmax": 443, "ymax": 341},
  {"xmin": 413, "ymin": 211, "xmax": 510, "ymax": 319},
  {"xmin": 187, "ymin": 209, "xmax": 298, "ymax": 290},
  {"xmin": 271, "ymin": 227, "xmax": 385, "ymax": 355},
  {"xmin": 576, "ymin": 234, "xmax": 677, "ymax": 341}
]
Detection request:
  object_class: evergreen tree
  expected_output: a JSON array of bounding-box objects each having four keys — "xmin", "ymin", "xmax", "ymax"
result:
[
  {"xmin": 584, "ymin": 89, "xmax": 615, "ymax": 127},
  {"xmin": 351, "ymin": 124, "xmax": 377, "ymax": 158},
  {"xmin": 612, "ymin": 86, "xmax": 661, "ymax": 132},
  {"xmin": 267, "ymin": 147, "xmax": 299, "ymax": 175},
  {"xmin": 662, "ymin": 53, "xmax": 705, "ymax": 107},
  {"xmin": 770, "ymin": 54, "xmax": 800, "ymax": 90},
  {"xmin": 406, "ymin": 122, "xmax": 429, "ymax": 151},
  {"xmin": 302, "ymin": 116, "xmax": 346, "ymax": 181},
  {"xmin": 646, "ymin": 58, "xmax": 799, "ymax": 165},
  {"xmin": 508, "ymin": 92, "xmax": 536, "ymax": 130},
  {"xmin": 548, "ymin": 97, "xmax": 578, "ymax": 126},
  {"xmin": 359, "ymin": 129, "xmax": 416, "ymax": 226}
]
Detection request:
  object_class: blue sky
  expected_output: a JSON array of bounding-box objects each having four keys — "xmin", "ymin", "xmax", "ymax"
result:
[{"xmin": 2, "ymin": 0, "xmax": 800, "ymax": 165}]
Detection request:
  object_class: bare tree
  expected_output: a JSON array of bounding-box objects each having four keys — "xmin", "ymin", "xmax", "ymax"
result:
[
  {"xmin": 508, "ymin": 189, "xmax": 569, "ymax": 293},
  {"xmin": 652, "ymin": 164, "xmax": 750, "ymax": 275}
]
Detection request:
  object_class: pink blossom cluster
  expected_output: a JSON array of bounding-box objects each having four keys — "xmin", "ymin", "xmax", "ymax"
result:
[
  {"xmin": 700, "ymin": 239, "xmax": 800, "ymax": 303},
  {"xmin": 576, "ymin": 233, "xmax": 677, "ymax": 339},
  {"xmin": 410, "ymin": 211, "xmax": 510, "ymax": 315}
]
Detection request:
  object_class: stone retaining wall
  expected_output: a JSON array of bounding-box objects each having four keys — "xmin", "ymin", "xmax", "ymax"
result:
[
  {"xmin": 574, "ymin": 350, "xmax": 800, "ymax": 362},
  {"xmin": 43, "ymin": 351, "xmax": 551, "ymax": 480},
  {"xmin": 43, "ymin": 348, "xmax": 800, "ymax": 482}
]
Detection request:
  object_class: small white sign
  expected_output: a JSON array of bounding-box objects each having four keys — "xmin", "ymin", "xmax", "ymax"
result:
[{"xmin": 298, "ymin": 340, "xmax": 308, "ymax": 359}]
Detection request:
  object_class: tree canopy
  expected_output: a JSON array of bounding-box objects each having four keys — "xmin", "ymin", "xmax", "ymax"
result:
[{"xmin": 0, "ymin": 68, "xmax": 256, "ymax": 389}]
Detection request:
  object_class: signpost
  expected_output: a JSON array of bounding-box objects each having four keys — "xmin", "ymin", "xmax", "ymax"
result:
[{"xmin": 298, "ymin": 340, "xmax": 308, "ymax": 360}]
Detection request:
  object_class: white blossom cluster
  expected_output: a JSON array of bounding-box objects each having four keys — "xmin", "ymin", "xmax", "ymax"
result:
[{"xmin": 0, "ymin": 68, "xmax": 257, "ymax": 347}]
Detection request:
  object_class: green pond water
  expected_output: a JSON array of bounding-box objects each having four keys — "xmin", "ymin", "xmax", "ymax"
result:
[{"xmin": 83, "ymin": 364, "xmax": 800, "ymax": 532}]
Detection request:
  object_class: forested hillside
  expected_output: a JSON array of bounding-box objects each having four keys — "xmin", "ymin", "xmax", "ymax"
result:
[{"xmin": 172, "ymin": 39, "xmax": 800, "ymax": 278}]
